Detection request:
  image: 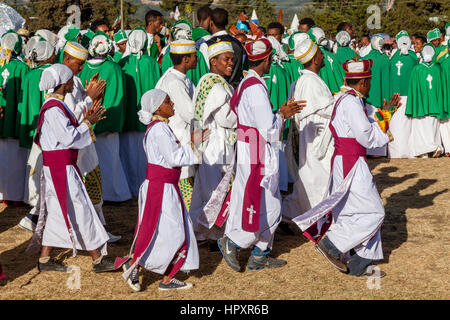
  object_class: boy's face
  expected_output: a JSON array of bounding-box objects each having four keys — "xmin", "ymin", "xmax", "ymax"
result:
[{"xmin": 156, "ymin": 95, "xmax": 175, "ymax": 118}]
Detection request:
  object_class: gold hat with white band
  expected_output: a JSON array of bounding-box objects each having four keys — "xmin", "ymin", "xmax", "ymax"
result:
[
  {"xmin": 170, "ymin": 39, "xmax": 196, "ymax": 54},
  {"xmin": 64, "ymin": 41, "xmax": 89, "ymax": 61},
  {"xmin": 208, "ymin": 41, "xmax": 234, "ymax": 59},
  {"xmin": 294, "ymin": 38, "xmax": 318, "ymax": 64}
]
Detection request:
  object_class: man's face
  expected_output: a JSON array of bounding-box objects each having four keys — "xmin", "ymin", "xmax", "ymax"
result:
[
  {"xmin": 361, "ymin": 37, "xmax": 370, "ymax": 47},
  {"xmin": 267, "ymin": 28, "xmax": 282, "ymax": 43},
  {"xmin": 298, "ymin": 24, "xmax": 310, "ymax": 33},
  {"xmin": 63, "ymin": 77, "xmax": 75, "ymax": 95},
  {"xmin": 149, "ymin": 16, "xmax": 163, "ymax": 34},
  {"xmin": 117, "ymin": 41, "xmax": 127, "ymax": 54},
  {"xmin": 431, "ymin": 39, "xmax": 440, "ymax": 48},
  {"xmin": 360, "ymin": 77, "xmax": 371, "ymax": 96},
  {"xmin": 96, "ymin": 24, "xmax": 109, "ymax": 34},
  {"xmin": 263, "ymin": 54, "xmax": 273, "ymax": 74},
  {"xmin": 346, "ymin": 25, "xmax": 356, "ymax": 39},
  {"xmin": 211, "ymin": 51, "xmax": 234, "ymax": 77},
  {"xmin": 185, "ymin": 52, "xmax": 198, "ymax": 70},
  {"xmin": 317, "ymin": 49, "xmax": 325, "ymax": 69},
  {"xmin": 414, "ymin": 38, "xmax": 424, "ymax": 53},
  {"xmin": 64, "ymin": 56, "xmax": 84, "ymax": 76}
]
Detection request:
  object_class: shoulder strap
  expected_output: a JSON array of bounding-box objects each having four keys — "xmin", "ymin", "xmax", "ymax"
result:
[{"xmin": 229, "ymin": 76, "xmax": 267, "ymax": 115}]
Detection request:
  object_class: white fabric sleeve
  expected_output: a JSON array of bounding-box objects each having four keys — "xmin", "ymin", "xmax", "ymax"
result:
[
  {"xmin": 44, "ymin": 107, "xmax": 93, "ymax": 149},
  {"xmin": 344, "ymin": 98, "xmax": 390, "ymax": 149},
  {"xmin": 153, "ymin": 123, "xmax": 200, "ymax": 167},
  {"xmin": 206, "ymin": 84, "xmax": 237, "ymax": 129},
  {"xmin": 169, "ymin": 80, "xmax": 195, "ymax": 126}
]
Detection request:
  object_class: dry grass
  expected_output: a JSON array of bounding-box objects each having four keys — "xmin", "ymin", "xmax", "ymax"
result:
[{"xmin": 1, "ymin": 158, "xmax": 449, "ymax": 300}]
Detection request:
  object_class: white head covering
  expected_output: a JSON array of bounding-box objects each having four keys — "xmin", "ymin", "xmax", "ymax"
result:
[
  {"xmin": 1, "ymin": 31, "xmax": 21, "ymax": 53},
  {"xmin": 138, "ymin": 89, "xmax": 168, "ymax": 125},
  {"xmin": 371, "ymin": 35, "xmax": 384, "ymax": 52},
  {"xmin": 89, "ymin": 33, "xmax": 112, "ymax": 57},
  {"xmin": 39, "ymin": 63, "xmax": 73, "ymax": 92},
  {"xmin": 267, "ymin": 36, "xmax": 289, "ymax": 64},
  {"xmin": 336, "ymin": 31, "xmax": 351, "ymax": 47},
  {"xmin": 294, "ymin": 38, "xmax": 318, "ymax": 64},
  {"xmin": 396, "ymin": 31, "xmax": 412, "ymax": 55},
  {"xmin": 421, "ymin": 44, "xmax": 435, "ymax": 63},
  {"xmin": 30, "ymin": 40, "xmax": 55, "ymax": 62},
  {"xmin": 208, "ymin": 41, "xmax": 234, "ymax": 60},
  {"xmin": 170, "ymin": 39, "xmax": 196, "ymax": 54},
  {"xmin": 35, "ymin": 29, "xmax": 58, "ymax": 47},
  {"xmin": 310, "ymin": 27, "xmax": 328, "ymax": 47},
  {"xmin": 290, "ymin": 32, "xmax": 310, "ymax": 50},
  {"xmin": 171, "ymin": 20, "xmax": 192, "ymax": 41},
  {"xmin": 64, "ymin": 41, "xmax": 89, "ymax": 61},
  {"xmin": 127, "ymin": 28, "xmax": 147, "ymax": 59}
]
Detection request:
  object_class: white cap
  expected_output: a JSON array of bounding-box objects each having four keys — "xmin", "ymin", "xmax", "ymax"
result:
[
  {"xmin": 421, "ymin": 44, "xmax": 435, "ymax": 63},
  {"xmin": 89, "ymin": 32, "xmax": 112, "ymax": 57},
  {"xmin": 30, "ymin": 40, "xmax": 55, "ymax": 62},
  {"xmin": 336, "ymin": 31, "xmax": 351, "ymax": 46},
  {"xmin": 138, "ymin": 89, "xmax": 168, "ymax": 125},
  {"xmin": 64, "ymin": 41, "xmax": 89, "ymax": 61},
  {"xmin": 170, "ymin": 39, "xmax": 196, "ymax": 54},
  {"xmin": 39, "ymin": 63, "xmax": 73, "ymax": 91},
  {"xmin": 294, "ymin": 38, "xmax": 318, "ymax": 64},
  {"xmin": 127, "ymin": 28, "xmax": 147, "ymax": 56},
  {"xmin": 208, "ymin": 41, "xmax": 234, "ymax": 60},
  {"xmin": 371, "ymin": 35, "xmax": 384, "ymax": 51}
]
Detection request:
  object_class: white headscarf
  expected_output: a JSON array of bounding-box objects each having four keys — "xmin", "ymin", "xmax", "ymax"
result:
[
  {"xmin": 336, "ymin": 31, "xmax": 351, "ymax": 47},
  {"xmin": 371, "ymin": 35, "xmax": 384, "ymax": 53},
  {"xmin": 35, "ymin": 29, "xmax": 58, "ymax": 47},
  {"xmin": 30, "ymin": 40, "xmax": 55, "ymax": 62},
  {"xmin": 138, "ymin": 89, "xmax": 168, "ymax": 125},
  {"xmin": 39, "ymin": 63, "xmax": 73, "ymax": 92},
  {"xmin": 267, "ymin": 36, "xmax": 289, "ymax": 65},
  {"xmin": 127, "ymin": 28, "xmax": 147, "ymax": 59},
  {"xmin": 89, "ymin": 34, "xmax": 112, "ymax": 57},
  {"xmin": 421, "ymin": 44, "xmax": 435, "ymax": 63}
]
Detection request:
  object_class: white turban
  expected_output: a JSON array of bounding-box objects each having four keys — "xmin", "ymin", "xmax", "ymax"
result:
[
  {"xmin": 89, "ymin": 34, "xmax": 112, "ymax": 57},
  {"xmin": 336, "ymin": 31, "xmax": 351, "ymax": 47},
  {"xmin": 397, "ymin": 36, "xmax": 411, "ymax": 55},
  {"xmin": 39, "ymin": 63, "xmax": 73, "ymax": 92},
  {"xmin": 35, "ymin": 29, "xmax": 58, "ymax": 47},
  {"xmin": 138, "ymin": 89, "xmax": 168, "ymax": 125},
  {"xmin": 127, "ymin": 28, "xmax": 147, "ymax": 59},
  {"xmin": 294, "ymin": 38, "xmax": 318, "ymax": 64},
  {"xmin": 267, "ymin": 36, "xmax": 289, "ymax": 64},
  {"xmin": 1, "ymin": 32, "xmax": 22, "ymax": 53},
  {"xmin": 371, "ymin": 35, "xmax": 384, "ymax": 52},
  {"xmin": 310, "ymin": 27, "xmax": 328, "ymax": 47},
  {"xmin": 421, "ymin": 44, "xmax": 435, "ymax": 63},
  {"xmin": 30, "ymin": 40, "xmax": 55, "ymax": 62}
]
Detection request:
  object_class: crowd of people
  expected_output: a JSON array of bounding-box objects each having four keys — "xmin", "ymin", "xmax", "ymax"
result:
[{"xmin": 0, "ymin": 5, "xmax": 449, "ymax": 292}]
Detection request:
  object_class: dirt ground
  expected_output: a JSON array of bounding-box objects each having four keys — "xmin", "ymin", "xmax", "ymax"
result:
[{"xmin": 1, "ymin": 158, "xmax": 449, "ymax": 300}]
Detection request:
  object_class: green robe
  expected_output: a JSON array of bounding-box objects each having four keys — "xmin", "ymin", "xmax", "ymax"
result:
[
  {"xmin": 147, "ymin": 36, "xmax": 166, "ymax": 60},
  {"xmin": 16, "ymin": 64, "xmax": 51, "ymax": 149},
  {"xmin": 318, "ymin": 47, "xmax": 344, "ymax": 94},
  {"xmin": 78, "ymin": 58, "xmax": 126, "ymax": 134},
  {"xmin": 160, "ymin": 50, "xmax": 209, "ymax": 86},
  {"xmin": 405, "ymin": 62, "xmax": 447, "ymax": 119},
  {"xmin": 334, "ymin": 46, "xmax": 357, "ymax": 65},
  {"xmin": 364, "ymin": 50, "xmax": 391, "ymax": 108},
  {"xmin": 113, "ymin": 51, "xmax": 124, "ymax": 64},
  {"xmin": 434, "ymin": 45, "xmax": 447, "ymax": 63},
  {"xmin": 440, "ymin": 54, "xmax": 450, "ymax": 114},
  {"xmin": 192, "ymin": 27, "xmax": 210, "ymax": 42},
  {"xmin": 389, "ymin": 50, "xmax": 418, "ymax": 96},
  {"xmin": 0, "ymin": 58, "xmax": 29, "ymax": 139},
  {"xmin": 281, "ymin": 54, "xmax": 303, "ymax": 85},
  {"xmin": 119, "ymin": 54, "xmax": 161, "ymax": 132}
]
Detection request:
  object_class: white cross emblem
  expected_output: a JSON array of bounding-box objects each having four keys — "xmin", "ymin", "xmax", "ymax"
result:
[
  {"xmin": 327, "ymin": 56, "xmax": 334, "ymax": 71},
  {"xmin": 1, "ymin": 69, "xmax": 9, "ymax": 89},
  {"xmin": 222, "ymin": 201, "xmax": 230, "ymax": 218},
  {"xmin": 247, "ymin": 205, "xmax": 256, "ymax": 224},
  {"xmin": 426, "ymin": 74, "xmax": 433, "ymax": 90},
  {"xmin": 396, "ymin": 61, "xmax": 403, "ymax": 76},
  {"xmin": 172, "ymin": 249, "xmax": 186, "ymax": 265}
]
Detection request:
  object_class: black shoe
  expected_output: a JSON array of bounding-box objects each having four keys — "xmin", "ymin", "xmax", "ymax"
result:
[
  {"xmin": 315, "ymin": 242, "xmax": 348, "ymax": 273},
  {"xmin": 37, "ymin": 258, "xmax": 69, "ymax": 272},
  {"xmin": 247, "ymin": 255, "xmax": 287, "ymax": 271},
  {"xmin": 217, "ymin": 237, "xmax": 241, "ymax": 272},
  {"xmin": 158, "ymin": 278, "xmax": 193, "ymax": 291},
  {"xmin": 92, "ymin": 256, "xmax": 117, "ymax": 273}
]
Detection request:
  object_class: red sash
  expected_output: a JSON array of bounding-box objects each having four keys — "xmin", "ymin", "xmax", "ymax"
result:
[
  {"xmin": 117, "ymin": 120, "xmax": 188, "ymax": 277},
  {"xmin": 303, "ymin": 90, "xmax": 367, "ymax": 243},
  {"xmin": 34, "ymin": 99, "xmax": 81, "ymax": 249},
  {"xmin": 229, "ymin": 76, "xmax": 272, "ymax": 232}
]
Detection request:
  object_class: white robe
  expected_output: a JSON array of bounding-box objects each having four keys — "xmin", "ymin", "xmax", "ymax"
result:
[
  {"xmin": 325, "ymin": 92, "xmax": 389, "ymax": 260},
  {"xmin": 189, "ymin": 73, "xmax": 237, "ymax": 241},
  {"xmin": 225, "ymin": 70, "xmax": 283, "ymax": 251},
  {"xmin": 155, "ymin": 67, "xmax": 196, "ymax": 179},
  {"xmin": 439, "ymin": 119, "xmax": 450, "ymax": 154},
  {"xmin": 119, "ymin": 131, "xmax": 147, "ymax": 197},
  {"xmin": 282, "ymin": 69, "xmax": 335, "ymax": 220},
  {"xmin": 0, "ymin": 138, "xmax": 28, "ymax": 201},
  {"xmin": 39, "ymin": 100, "xmax": 108, "ymax": 253},
  {"xmin": 137, "ymin": 121, "xmax": 199, "ymax": 274},
  {"xmin": 409, "ymin": 116, "xmax": 442, "ymax": 157},
  {"xmin": 388, "ymin": 96, "xmax": 414, "ymax": 158}
]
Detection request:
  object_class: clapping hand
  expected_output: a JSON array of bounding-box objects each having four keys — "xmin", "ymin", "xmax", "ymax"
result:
[
  {"xmin": 191, "ymin": 128, "xmax": 211, "ymax": 145},
  {"xmin": 280, "ymin": 99, "xmax": 306, "ymax": 119},
  {"xmin": 383, "ymin": 93, "xmax": 401, "ymax": 110},
  {"xmin": 83, "ymin": 100, "xmax": 107, "ymax": 125},
  {"xmin": 86, "ymin": 73, "xmax": 107, "ymax": 102}
]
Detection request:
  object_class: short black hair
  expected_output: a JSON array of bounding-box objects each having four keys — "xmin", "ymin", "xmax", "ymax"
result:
[
  {"xmin": 267, "ymin": 22, "xmax": 284, "ymax": 35},
  {"xmin": 248, "ymin": 59, "xmax": 265, "ymax": 68},
  {"xmin": 415, "ymin": 35, "xmax": 427, "ymax": 44},
  {"xmin": 361, "ymin": 34, "xmax": 370, "ymax": 39},
  {"xmin": 299, "ymin": 17, "xmax": 315, "ymax": 28},
  {"xmin": 170, "ymin": 52, "xmax": 191, "ymax": 66},
  {"xmin": 145, "ymin": 9, "xmax": 163, "ymax": 26},
  {"xmin": 197, "ymin": 6, "xmax": 212, "ymax": 23},
  {"xmin": 91, "ymin": 19, "xmax": 109, "ymax": 31},
  {"xmin": 337, "ymin": 22, "xmax": 352, "ymax": 33},
  {"xmin": 211, "ymin": 8, "xmax": 228, "ymax": 30},
  {"xmin": 346, "ymin": 77, "xmax": 370, "ymax": 86},
  {"xmin": 257, "ymin": 26, "xmax": 266, "ymax": 34}
]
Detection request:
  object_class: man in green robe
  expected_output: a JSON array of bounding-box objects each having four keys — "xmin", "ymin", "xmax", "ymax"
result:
[
  {"xmin": 160, "ymin": 20, "xmax": 209, "ymax": 86},
  {"xmin": 364, "ymin": 34, "xmax": 391, "ymax": 108},
  {"xmin": 405, "ymin": 44, "xmax": 446, "ymax": 158},
  {"xmin": 192, "ymin": 5, "xmax": 211, "ymax": 42},
  {"xmin": 79, "ymin": 31, "xmax": 131, "ymax": 202},
  {"xmin": 334, "ymin": 31, "xmax": 357, "ymax": 66},
  {"xmin": 118, "ymin": 27, "xmax": 161, "ymax": 196},
  {"xmin": 427, "ymin": 28, "xmax": 447, "ymax": 63},
  {"xmin": 282, "ymin": 30, "xmax": 305, "ymax": 85},
  {"xmin": 113, "ymin": 30, "xmax": 128, "ymax": 63},
  {"xmin": 0, "ymin": 30, "xmax": 29, "ymax": 204},
  {"xmin": 55, "ymin": 24, "xmax": 81, "ymax": 63},
  {"xmin": 438, "ymin": 39, "xmax": 450, "ymax": 156},
  {"xmin": 144, "ymin": 9, "xmax": 165, "ymax": 60}
]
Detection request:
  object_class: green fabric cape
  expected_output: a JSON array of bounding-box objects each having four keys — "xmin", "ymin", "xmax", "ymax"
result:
[
  {"xmin": 335, "ymin": 46, "xmax": 357, "ymax": 65},
  {"xmin": 192, "ymin": 27, "xmax": 210, "ymax": 42},
  {"xmin": 405, "ymin": 62, "xmax": 447, "ymax": 119},
  {"xmin": 78, "ymin": 59, "xmax": 126, "ymax": 133},
  {"xmin": 147, "ymin": 36, "xmax": 166, "ymax": 60},
  {"xmin": 16, "ymin": 64, "xmax": 51, "ymax": 149},
  {"xmin": 389, "ymin": 50, "xmax": 418, "ymax": 96},
  {"xmin": 364, "ymin": 50, "xmax": 391, "ymax": 107},
  {"xmin": 0, "ymin": 58, "xmax": 29, "ymax": 139},
  {"xmin": 281, "ymin": 54, "xmax": 303, "ymax": 85},
  {"xmin": 439, "ymin": 55, "xmax": 450, "ymax": 115},
  {"xmin": 113, "ymin": 51, "xmax": 123, "ymax": 63},
  {"xmin": 119, "ymin": 54, "xmax": 161, "ymax": 132},
  {"xmin": 161, "ymin": 49, "xmax": 209, "ymax": 86},
  {"xmin": 318, "ymin": 47, "xmax": 344, "ymax": 94}
]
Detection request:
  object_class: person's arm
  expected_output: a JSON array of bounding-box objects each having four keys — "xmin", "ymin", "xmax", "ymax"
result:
[
  {"xmin": 169, "ymin": 79, "xmax": 195, "ymax": 125},
  {"xmin": 206, "ymin": 84, "xmax": 237, "ymax": 129}
]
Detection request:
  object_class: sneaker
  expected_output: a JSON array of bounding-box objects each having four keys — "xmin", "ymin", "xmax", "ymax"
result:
[
  {"xmin": 315, "ymin": 242, "xmax": 348, "ymax": 273},
  {"xmin": 92, "ymin": 256, "xmax": 117, "ymax": 273},
  {"xmin": 122, "ymin": 261, "xmax": 141, "ymax": 292},
  {"xmin": 107, "ymin": 232, "xmax": 121, "ymax": 243},
  {"xmin": 158, "ymin": 278, "xmax": 193, "ymax": 291},
  {"xmin": 247, "ymin": 255, "xmax": 287, "ymax": 271},
  {"xmin": 37, "ymin": 258, "xmax": 69, "ymax": 272},
  {"xmin": 363, "ymin": 265, "xmax": 386, "ymax": 278},
  {"xmin": 18, "ymin": 214, "xmax": 38, "ymax": 232},
  {"xmin": 217, "ymin": 237, "xmax": 241, "ymax": 272}
]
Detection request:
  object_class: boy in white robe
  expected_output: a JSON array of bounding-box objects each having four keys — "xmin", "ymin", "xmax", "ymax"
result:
[
  {"xmin": 190, "ymin": 40, "xmax": 237, "ymax": 243},
  {"xmin": 27, "ymin": 64, "xmax": 118, "ymax": 273},
  {"xmin": 119, "ymin": 89, "xmax": 209, "ymax": 292}
]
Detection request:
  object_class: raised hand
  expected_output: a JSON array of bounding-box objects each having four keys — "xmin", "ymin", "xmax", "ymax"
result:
[
  {"xmin": 86, "ymin": 78, "xmax": 106, "ymax": 102},
  {"xmin": 280, "ymin": 99, "xmax": 306, "ymax": 119},
  {"xmin": 383, "ymin": 93, "xmax": 401, "ymax": 110},
  {"xmin": 191, "ymin": 128, "xmax": 211, "ymax": 145},
  {"xmin": 83, "ymin": 100, "xmax": 107, "ymax": 125}
]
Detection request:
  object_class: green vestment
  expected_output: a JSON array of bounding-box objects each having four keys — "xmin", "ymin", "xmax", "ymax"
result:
[
  {"xmin": 119, "ymin": 54, "xmax": 161, "ymax": 132},
  {"xmin": 0, "ymin": 58, "xmax": 29, "ymax": 139},
  {"xmin": 439, "ymin": 54, "xmax": 450, "ymax": 115},
  {"xmin": 192, "ymin": 28, "xmax": 210, "ymax": 42},
  {"xmin": 318, "ymin": 47, "xmax": 344, "ymax": 94},
  {"xmin": 113, "ymin": 51, "xmax": 124, "ymax": 64},
  {"xmin": 281, "ymin": 54, "xmax": 303, "ymax": 85},
  {"xmin": 389, "ymin": 50, "xmax": 418, "ymax": 96},
  {"xmin": 160, "ymin": 50, "xmax": 209, "ymax": 86},
  {"xmin": 78, "ymin": 58, "xmax": 126, "ymax": 134},
  {"xmin": 364, "ymin": 49, "xmax": 391, "ymax": 107}
]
